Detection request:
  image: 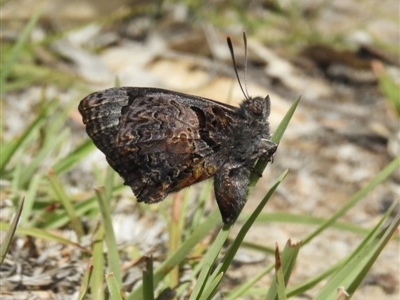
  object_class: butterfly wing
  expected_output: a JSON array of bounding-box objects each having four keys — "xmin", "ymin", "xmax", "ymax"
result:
[{"xmin": 79, "ymin": 87, "xmax": 242, "ymax": 203}]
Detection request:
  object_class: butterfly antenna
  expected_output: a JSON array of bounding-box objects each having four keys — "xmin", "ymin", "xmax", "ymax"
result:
[
  {"xmin": 227, "ymin": 36, "xmax": 248, "ymax": 100},
  {"xmin": 242, "ymin": 31, "xmax": 250, "ymax": 99}
]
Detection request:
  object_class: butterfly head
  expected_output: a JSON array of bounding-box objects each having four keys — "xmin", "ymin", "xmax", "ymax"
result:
[{"xmin": 240, "ymin": 95, "xmax": 271, "ymax": 122}]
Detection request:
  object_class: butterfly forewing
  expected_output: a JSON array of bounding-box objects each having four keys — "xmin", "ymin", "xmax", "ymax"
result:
[{"xmin": 79, "ymin": 87, "xmax": 247, "ymax": 203}]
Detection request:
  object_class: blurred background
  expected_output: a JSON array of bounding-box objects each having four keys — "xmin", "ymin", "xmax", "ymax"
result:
[{"xmin": 1, "ymin": 0, "xmax": 399, "ymax": 299}]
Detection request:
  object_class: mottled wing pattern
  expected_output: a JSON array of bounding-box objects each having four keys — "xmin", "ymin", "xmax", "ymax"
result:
[
  {"xmin": 78, "ymin": 88, "xmax": 130, "ymax": 165},
  {"xmin": 79, "ymin": 87, "xmax": 242, "ymax": 204}
]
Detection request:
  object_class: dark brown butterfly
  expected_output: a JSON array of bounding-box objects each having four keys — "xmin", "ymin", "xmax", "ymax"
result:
[{"xmin": 78, "ymin": 33, "xmax": 277, "ymax": 224}]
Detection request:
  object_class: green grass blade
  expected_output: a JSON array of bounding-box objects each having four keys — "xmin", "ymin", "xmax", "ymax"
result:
[
  {"xmin": 47, "ymin": 171, "xmax": 85, "ymax": 240},
  {"xmin": 167, "ymin": 191, "xmax": 189, "ymax": 287},
  {"xmin": 346, "ymin": 213, "xmax": 400, "ymax": 294},
  {"xmin": 10, "ymin": 150, "xmax": 23, "ymax": 201},
  {"xmin": 190, "ymin": 263, "xmax": 212, "ymax": 298},
  {"xmin": 19, "ymin": 174, "xmax": 41, "ymax": 226},
  {"xmin": 190, "ymin": 180, "xmax": 214, "ymax": 232},
  {"xmin": 226, "ymin": 263, "xmax": 274, "ymax": 299},
  {"xmin": 189, "ymin": 225, "xmax": 232, "ymax": 299},
  {"xmin": 302, "ymin": 156, "xmax": 400, "ymax": 245},
  {"xmin": 91, "ymin": 225, "xmax": 105, "ymax": 300},
  {"xmin": 286, "ymin": 263, "xmax": 338, "ymax": 297},
  {"xmin": 77, "ymin": 260, "xmax": 93, "ymax": 300},
  {"xmin": 106, "ymin": 273, "xmax": 124, "ymax": 300},
  {"xmin": 104, "ymin": 166, "xmax": 116, "ymax": 202},
  {"xmin": 374, "ymin": 62, "xmax": 400, "ymax": 116},
  {"xmin": 0, "ymin": 101, "xmax": 54, "ymax": 173},
  {"xmin": 127, "ymin": 209, "xmax": 221, "ymax": 300},
  {"xmin": 314, "ymin": 203, "xmax": 399, "ymax": 299},
  {"xmin": 95, "ymin": 186, "xmax": 122, "ymax": 288},
  {"xmin": 39, "ymin": 185, "xmax": 124, "ymax": 229},
  {"xmin": 0, "ymin": 9, "xmax": 43, "ymax": 88},
  {"xmin": 40, "ymin": 196, "xmax": 97, "ymax": 228},
  {"xmin": 265, "ymin": 241, "xmax": 301, "ymax": 300},
  {"xmin": 198, "ymin": 272, "xmax": 224, "ymax": 300},
  {"xmin": 251, "ymin": 212, "xmax": 385, "ymax": 238},
  {"xmin": 52, "ymin": 140, "xmax": 95, "ymax": 175},
  {"xmin": 143, "ymin": 256, "xmax": 155, "ymax": 300},
  {"xmin": 271, "ymin": 96, "xmax": 301, "ymax": 144},
  {"xmin": 0, "ymin": 198, "xmax": 24, "ymax": 264},
  {"xmin": 19, "ymin": 128, "xmax": 69, "ymax": 188},
  {"xmin": 0, "ymin": 224, "xmax": 89, "ymax": 251},
  {"xmin": 275, "ymin": 248, "xmax": 287, "ymax": 300}
]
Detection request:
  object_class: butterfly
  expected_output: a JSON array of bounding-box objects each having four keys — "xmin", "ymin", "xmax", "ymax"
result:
[{"xmin": 78, "ymin": 32, "xmax": 277, "ymax": 224}]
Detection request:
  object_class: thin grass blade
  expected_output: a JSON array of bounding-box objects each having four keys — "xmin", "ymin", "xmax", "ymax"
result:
[
  {"xmin": 303, "ymin": 156, "xmax": 400, "ymax": 245},
  {"xmin": 95, "ymin": 186, "xmax": 122, "ymax": 288},
  {"xmin": 0, "ymin": 198, "xmax": 24, "ymax": 264}
]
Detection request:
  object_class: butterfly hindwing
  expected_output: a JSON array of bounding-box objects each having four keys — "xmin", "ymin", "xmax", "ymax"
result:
[{"xmin": 80, "ymin": 87, "xmax": 244, "ymax": 203}]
